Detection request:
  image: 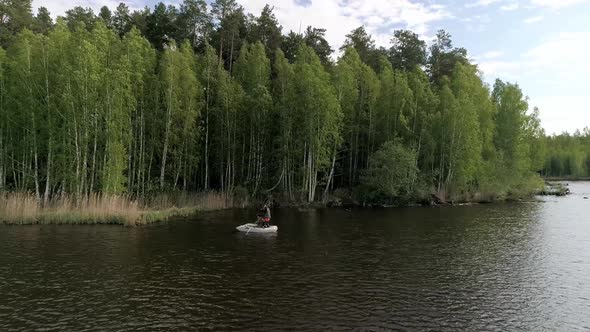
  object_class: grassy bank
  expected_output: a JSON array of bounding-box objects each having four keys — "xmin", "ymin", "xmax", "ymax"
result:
[
  {"xmin": 0, "ymin": 192, "xmax": 246, "ymax": 226},
  {"xmin": 0, "ymin": 178, "xmax": 549, "ymax": 226}
]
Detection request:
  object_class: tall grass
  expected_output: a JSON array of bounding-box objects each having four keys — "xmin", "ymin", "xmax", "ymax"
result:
[
  {"xmin": 0, "ymin": 191, "xmax": 242, "ymax": 226},
  {"xmin": 140, "ymin": 191, "xmax": 247, "ymax": 224},
  {"xmin": 141, "ymin": 191, "xmax": 246, "ymax": 210}
]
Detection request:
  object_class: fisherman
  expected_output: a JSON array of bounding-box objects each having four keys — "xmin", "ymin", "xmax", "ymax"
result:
[{"xmin": 256, "ymin": 203, "xmax": 271, "ymax": 228}]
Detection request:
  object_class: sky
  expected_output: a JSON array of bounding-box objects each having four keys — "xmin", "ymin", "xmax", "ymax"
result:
[{"xmin": 33, "ymin": 0, "xmax": 590, "ymax": 135}]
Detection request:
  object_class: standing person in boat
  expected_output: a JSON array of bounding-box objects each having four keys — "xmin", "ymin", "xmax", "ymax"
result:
[{"xmin": 256, "ymin": 203, "xmax": 271, "ymax": 228}]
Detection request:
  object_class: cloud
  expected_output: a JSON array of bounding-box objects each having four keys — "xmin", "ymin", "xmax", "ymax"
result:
[
  {"xmin": 465, "ymin": 0, "xmax": 504, "ymax": 8},
  {"xmin": 33, "ymin": 0, "xmax": 450, "ymax": 53},
  {"xmin": 477, "ymin": 60, "xmax": 522, "ymax": 80},
  {"xmin": 529, "ymin": 96, "xmax": 590, "ymax": 134},
  {"xmin": 473, "ymin": 51, "xmax": 518, "ymax": 81},
  {"xmin": 462, "ymin": 14, "xmax": 492, "ymax": 33},
  {"xmin": 479, "ymin": 51, "xmax": 505, "ymax": 59},
  {"xmin": 524, "ymin": 32, "xmax": 590, "ymax": 71},
  {"xmin": 530, "ymin": 0, "xmax": 590, "ymax": 9},
  {"xmin": 476, "ymin": 32, "xmax": 590, "ymax": 134},
  {"xmin": 463, "ymin": 0, "xmax": 589, "ymax": 11},
  {"xmin": 500, "ymin": 3, "xmax": 520, "ymax": 10},
  {"xmin": 32, "ymin": 0, "xmax": 144, "ymax": 17},
  {"xmin": 477, "ymin": 32, "xmax": 590, "ymax": 80},
  {"xmin": 524, "ymin": 15, "xmax": 544, "ymax": 23},
  {"xmin": 239, "ymin": 0, "xmax": 450, "ymax": 51}
]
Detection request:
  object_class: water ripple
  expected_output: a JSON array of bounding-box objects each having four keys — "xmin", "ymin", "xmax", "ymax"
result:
[{"xmin": 1, "ymin": 185, "xmax": 590, "ymax": 330}]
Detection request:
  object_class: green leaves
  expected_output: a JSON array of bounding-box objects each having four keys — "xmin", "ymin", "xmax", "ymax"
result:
[
  {"xmin": 159, "ymin": 40, "xmax": 202, "ymax": 190},
  {"xmin": 0, "ymin": 4, "xmax": 555, "ymax": 204},
  {"xmin": 390, "ymin": 30, "xmax": 426, "ymax": 71},
  {"xmin": 361, "ymin": 140, "xmax": 418, "ymax": 202}
]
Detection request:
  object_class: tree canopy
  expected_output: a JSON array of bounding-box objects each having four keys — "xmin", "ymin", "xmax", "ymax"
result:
[{"xmin": 0, "ymin": 0, "xmax": 565, "ymax": 205}]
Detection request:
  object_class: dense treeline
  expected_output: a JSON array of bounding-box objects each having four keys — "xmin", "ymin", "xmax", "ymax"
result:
[
  {"xmin": 0, "ymin": 0, "xmax": 552, "ymax": 204},
  {"xmin": 542, "ymin": 130, "xmax": 590, "ymax": 178}
]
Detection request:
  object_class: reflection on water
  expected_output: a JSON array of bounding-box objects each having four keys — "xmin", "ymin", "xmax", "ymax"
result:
[{"xmin": 1, "ymin": 184, "xmax": 590, "ymax": 330}]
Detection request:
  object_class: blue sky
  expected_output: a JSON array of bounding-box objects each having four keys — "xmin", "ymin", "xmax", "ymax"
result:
[{"xmin": 35, "ymin": 0, "xmax": 590, "ymax": 134}]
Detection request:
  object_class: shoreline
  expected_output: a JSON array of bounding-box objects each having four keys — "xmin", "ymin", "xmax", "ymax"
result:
[
  {"xmin": 0, "ymin": 197, "xmax": 553, "ymax": 226},
  {"xmin": 0, "ymin": 205, "xmax": 215, "ymax": 226},
  {"xmin": 0, "ymin": 184, "xmax": 571, "ymax": 226},
  {"xmin": 543, "ymin": 177, "xmax": 590, "ymax": 181},
  {"xmin": 0, "ymin": 192, "xmax": 246, "ymax": 226}
]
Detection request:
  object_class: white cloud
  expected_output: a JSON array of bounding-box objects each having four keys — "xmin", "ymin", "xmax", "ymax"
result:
[
  {"xmin": 524, "ymin": 32, "xmax": 590, "ymax": 71},
  {"xmin": 33, "ymin": 0, "xmax": 449, "ymax": 53},
  {"xmin": 529, "ymin": 96, "xmax": 590, "ymax": 134},
  {"xmin": 477, "ymin": 32, "xmax": 590, "ymax": 81},
  {"xmin": 463, "ymin": 0, "xmax": 589, "ymax": 11},
  {"xmin": 477, "ymin": 60, "xmax": 522, "ymax": 79},
  {"xmin": 530, "ymin": 0, "xmax": 590, "ymax": 9},
  {"xmin": 462, "ymin": 14, "xmax": 492, "ymax": 33},
  {"xmin": 524, "ymin": 15, "xmax": 544, "ymax": 23},
  {"xmin": 239, "ymin": 0, "xmax": 450, "ymax": 52},
  {"xmin": 32, "ymin": 0, "xmax": 143, "ymax": 17},
  {"xmin": 480, "ymin": 51, "xmax": 505, "ymax": 59},
  {"xmin": 500, "ymin": 3, "xmax": 520, "ymax": 10},
  {"xmin": 474, "ymin": 31, "xmax": 590, "ymax": 133},
  {"xmin": 465, "ymin": 0, "xmax": 504, "ymax": 8}
]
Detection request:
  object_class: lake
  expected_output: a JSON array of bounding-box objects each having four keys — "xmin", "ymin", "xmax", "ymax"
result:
[{"xmin": 1, "ymin": 183, "xmax": 590, "ymax": 331}]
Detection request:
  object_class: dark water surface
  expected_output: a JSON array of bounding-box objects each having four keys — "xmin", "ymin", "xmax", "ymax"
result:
[{"xmin": 2, "ymin": 183, "xmax": 590, "ymax": 331}]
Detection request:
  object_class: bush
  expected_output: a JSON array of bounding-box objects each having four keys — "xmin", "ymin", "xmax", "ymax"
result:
[
  {"xmin": 360, "ymin": 140, "xmax": 418, "ymax": 204},
  {"xmin": 478, "ymin": 156, "xmax": 544, "ymax": 200}
]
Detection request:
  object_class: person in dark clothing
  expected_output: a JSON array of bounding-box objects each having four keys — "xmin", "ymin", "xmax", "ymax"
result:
[{"xmin": 256, "ymin": 203, "xmax": 271, "ymax": 228}]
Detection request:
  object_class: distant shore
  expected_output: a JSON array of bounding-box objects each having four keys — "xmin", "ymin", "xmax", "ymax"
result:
[
  {"xmin": 0, "ymin": 183, "xmax": 566, "ymax": 226},
  {"xmin": 543, "ymin": 177, "xmax": 590, "ymax": 181}
]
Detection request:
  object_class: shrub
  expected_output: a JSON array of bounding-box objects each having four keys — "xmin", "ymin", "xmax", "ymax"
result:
[{"xmin": 360, "ymin": 140, "xmax": 418, "ymax": 204}]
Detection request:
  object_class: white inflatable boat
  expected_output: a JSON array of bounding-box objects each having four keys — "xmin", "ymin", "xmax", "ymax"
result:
[{"xmin": 236, "ymin": 223, "xmax": 278, "ymax": 233}]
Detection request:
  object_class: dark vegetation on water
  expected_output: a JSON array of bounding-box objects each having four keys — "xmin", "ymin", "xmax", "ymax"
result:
[{"xmin": 0, "ymin": 0, "xmax": 586, "ymax": 223}]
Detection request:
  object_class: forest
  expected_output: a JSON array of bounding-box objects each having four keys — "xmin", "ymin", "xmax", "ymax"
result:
[
  {"xmin": 542, "ymin": 131, "xmax": 590, "ymax": 178},
  {"xmin": 0, "ymin": 0, "xmax": 587, "ymax": 212}
]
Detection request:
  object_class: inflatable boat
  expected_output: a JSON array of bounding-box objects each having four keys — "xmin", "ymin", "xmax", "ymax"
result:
[{"xmin": 236, "ymin": 223, "xmax": 278, "ymax": 233}]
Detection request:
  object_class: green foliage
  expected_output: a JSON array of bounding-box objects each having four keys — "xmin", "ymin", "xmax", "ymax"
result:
[
  {"xmin": 0, "ymin": 2, "xmax": 576, "ymax": 205},
  {"xmin": 303, "ymin": 27, "xmax": 333, "ymax": 67},
  {"xmin": 493, "ymin": 79, "xmax": 530, "ymax": 170},
  {"xmin": 448, "ymin": 63, "xmax": 483, "ymax": 187},
  {"xmin": 427, "ymin": 30, "xmax": 468, "ymax": 85},
  {"xmin": 177, "ymin": 0, "xmax": 210, "ymax": 50},
  {"xmin": 334, "ymin": 48, "xmax": 380, "ymax": 187},
  {"xmin": 293, "ymin": 44, "xmax": 342, "ymax": 201},
  {"xmin": 281, "ymin": 31, "xmax": 303, "ymax": 63},
  {"xmin": 542, "ymin": 130, "xmax": 590, "ymax": 178},
  {"xmin": 159, "ymin": 40, "xmax": 202, "ymax": 190},
  {"xmin": 248, "ymin": 4, "xmax": 282, "ymax": 58},
  {"xmin": 0, "ymin": 0, "xmax": 33, "ymax": 46},
  {"xmin": 65, "ymin": 6, "xmax": 96, "ymax": 31},
  {"xmin": 33, "ymin": 7, "xmax": 53, "ymax": 35},
  {"xmin": 389, "ymin": 30, "xmax": 426, "ymax": 71},
  {"xmin": 361, "ymin": 140, "xmax": 418, "ymax": 203},
  {"xmin": 101, "ymin": 24, "xmax": 134, "ymax": 194},
  {"xmin": 340, "ymin": 26, "xmax": 384, "ymax": 71}
]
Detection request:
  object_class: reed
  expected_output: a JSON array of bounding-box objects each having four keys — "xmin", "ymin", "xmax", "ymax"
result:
[
  {"xmin": 0, "ymin": 192, "xmax": 40, "ymax": 224},
  {"xmin": 0, "ymin": 191, "xmax": 241, "ymax": 226}
]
